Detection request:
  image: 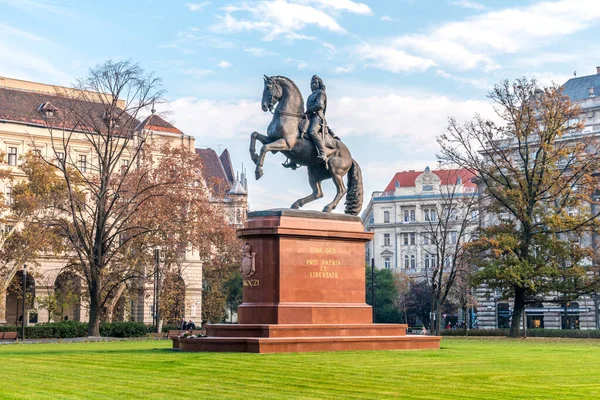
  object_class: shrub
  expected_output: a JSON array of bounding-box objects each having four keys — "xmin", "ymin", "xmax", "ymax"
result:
[
  {"xmin": 440, "ymin": 328, "xmax": 600, "ymax": 338},
  {"xmin": 100, "ymin": 322, "xmax": 148, "ymax": 338},
  {"xmin": 1, "ymin": 321, "xmax": 149, "ymax": 339}
]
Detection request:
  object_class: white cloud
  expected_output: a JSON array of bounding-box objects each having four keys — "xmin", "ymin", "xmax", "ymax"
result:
[
  {"xmin": 449, "ymin": 0, "xmax": 485, "ymax": 10},
  {"xmin": 244, "ymin": 47, "xmax": 278, "ymax": 56},
  {"xmin": 334, "ymin": 64, "xmax": 354, "ymax": 74},
  {"xmin": 357, "ymin": 0, "xmax": 600, "ymax": 72},
  {"xmin": 212, "ymin": 0, "xmax": 373, "ymax": 40},
  {"xmin": 180, "ymin": 68, "xmax": 215, "ymax": 77},
  {"xmin": 380, "ymin": 15, "xmax": 393, "ymax": 21},
  {"xmin": 185, "ymin": 2, "xmax": 210, "ymax": 11},
  {"xmin": 298, "ymin": 0, "xmax": 372, "ymax": 15},
  {"xmin": 435, "ymin": 69, "xmax": 491, "ymax": 89},
  {"xmin": 218, "ymin": 60, "xmax": 232, "ymax": 68},
  {"xmin": 356, "ymin": 44, "xmax": 436, "ymax": 72},
  {"xmin": 167, "ymin": 87, "xmax": 496, "ymax": 211},
  {"xmin": 0, "ymin": 24, "xmax": 71, "ymax": 84}
]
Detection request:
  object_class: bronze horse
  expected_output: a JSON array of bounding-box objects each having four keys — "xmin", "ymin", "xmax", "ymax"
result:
[{"xmin": 250, "ymin": 75, "xmax": 363, "ymax": 215}]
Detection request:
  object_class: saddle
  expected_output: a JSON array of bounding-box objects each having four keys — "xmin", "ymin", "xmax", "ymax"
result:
[{"xmin": 298, "ymin": 118, "xmax": 339, "ymax": 149}]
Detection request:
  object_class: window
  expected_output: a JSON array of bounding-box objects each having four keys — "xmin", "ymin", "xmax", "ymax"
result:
[
  {"xmin": 404, "ymin": 255, "xmax": 409, "ymax": 269},
  {"xmin": 410, "ymin": 255, "xmax": 416, "ymax": 268},
  {"xmin": 383, "ymin": 233, "xmax": 391, "ymax": 246},
  {"xmin": 471, "ymin": 210, "xmax": 478, "ymax": 221},
  {"xmin": 4, "ymin": 225, "xmax": 13, "ymax": 234},
  {"xmin": 497, "ymin": 303, "xmax": 510, "ymax": 329},
  {"xmin": 424, "ymin": 208, "xmax": 437, "ymax": 222},
  {"xmin": 5, "ymin": 187, "xmax": 12, "ymax": 206},
  {"xmin": 7, "ymin": 147, "xmax": 17, "ymax": 166},
  {"xmin": 424, "ymin": 254, "xmax": 436, "ymax": 269},
  {"xmin": 567, "ymin": 207, "xmax": 578, "ymax": 217},
  {"xmin": 79, "ymin": 155, "xmax": 87, "ymax": 173},
  {"xmin": 422, "ymin": 185, "xmax": 434, "ymax": 191},
  {"xmin": 236, "ymin": 209, "xmax": 242, "ymax": 223},
  {"xmin": 410, "ymin": 233, "xmax": 416, "ymax": 245},
  {"xmin": 55, "ymin": 152, "xmax": 64, "ymax": 168},
  {"xmin": 404, "ymin": 209, "xmax": 416, "ymax": 222},
  {"xmin": 121, "ymin": 159, "xmax": 129, "ymax": 173},
  {"xmin": 383, "ymin": 210, "xmax": 390, "ymax": 223},
  {"xmin": 423, "ymin": 234, "xmax": 430, "ymax": 245},
  {"xmin": 450, "ymin": 231, "xmax": 458, "ymax": 244},
  {"xmin": 384, "ymin": 257, "xmax": 391, "ymax": 269},
  {"xmin": 403, "ymin": 233, "xmax": 409, "ymax": 246}
]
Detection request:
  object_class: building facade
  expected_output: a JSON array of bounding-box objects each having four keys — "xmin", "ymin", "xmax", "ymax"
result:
[
  {"xmin": 476, "ymin": 68, "xmax": 600, "ymax": 330},
  {"xmin": 362, "ymin": 167, "xmax": 478, "ymax": 277},
  {"xmin": 0, "ymin": 76, "xmax": 247, "ymax": 326}
]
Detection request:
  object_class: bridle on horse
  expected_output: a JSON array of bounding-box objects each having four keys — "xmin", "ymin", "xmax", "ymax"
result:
[
  {"xmin": 273, "ymin": 109, "xmax": 307, "ymax": 119},
  {"xmin": 268, "ymin": 80, "xmax": 306, "ymax": 119}
]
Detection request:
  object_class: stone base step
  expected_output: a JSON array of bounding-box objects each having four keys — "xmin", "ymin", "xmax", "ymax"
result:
[
  {"xmin": 206, "ymin": 323, "xmax": 408, "ymax": 338},
  {"xmin": 177, "ymin": 335, "xmax": 441, "ymax": 353}
]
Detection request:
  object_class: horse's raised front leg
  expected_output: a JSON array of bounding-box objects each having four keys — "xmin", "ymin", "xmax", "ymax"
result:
[
  {"xmin": 255, "ymin": 138, "xmax": 291, "ymax": 180},
  {"xmin": 323, "ymin": 170, "xmax": 347, "ymax": 213},
  {"xmin": 291, "ymin": 169, "xmax": 323, "ymax": 209},
  {"xmin": 250, "ymin": 131, "xmax": 270, "ymax": 165}
]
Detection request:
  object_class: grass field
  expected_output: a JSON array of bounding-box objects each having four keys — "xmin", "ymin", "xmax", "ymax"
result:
[{"xmin": 0, "ymin": 337, "xmax": 599, "ymax": 399}]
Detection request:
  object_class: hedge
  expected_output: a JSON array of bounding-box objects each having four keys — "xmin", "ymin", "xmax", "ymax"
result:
[
  {"xmin": 0, "ymin": 321, "xmax": 149, "ymax": 339},
  {"xmin": 440, "ymin": 328, "xmax": 600, "ymax": 338}
]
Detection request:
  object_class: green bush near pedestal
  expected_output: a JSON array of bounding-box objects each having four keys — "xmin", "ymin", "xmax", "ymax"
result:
[{"xmin": 0, "ymin": 321, "xmax": 148, "ymax": 338}]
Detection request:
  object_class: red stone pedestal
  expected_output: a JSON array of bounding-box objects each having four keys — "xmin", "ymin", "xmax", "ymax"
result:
[{"xmin": 177, "ymin": 209, "xmax": 441, "ymax": 353}]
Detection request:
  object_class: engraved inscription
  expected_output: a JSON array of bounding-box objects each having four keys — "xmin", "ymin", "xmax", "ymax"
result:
[{"xmin": 243, "ymin": 279, "xmax": 260, "ymax": 287}]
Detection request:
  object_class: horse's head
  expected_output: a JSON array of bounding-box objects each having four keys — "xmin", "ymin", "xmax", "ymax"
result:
[{"xmin": 262, "ymin": 75, "xmax": 282, "ymax": 112}]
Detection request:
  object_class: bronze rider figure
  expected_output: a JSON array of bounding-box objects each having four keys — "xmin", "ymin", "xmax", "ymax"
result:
[{"xmin": 306, "ymin": 74, "xmax": 328, "ymax": 166}]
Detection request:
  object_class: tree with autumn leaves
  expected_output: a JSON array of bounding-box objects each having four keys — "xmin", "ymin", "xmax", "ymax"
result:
[
  {"xmin": 439, "ymin": 78, "xmax": 600, "ymax": 337},
  {"xmin": 10, "ymin": 60, "xmax": 239, "ymax": 336}
]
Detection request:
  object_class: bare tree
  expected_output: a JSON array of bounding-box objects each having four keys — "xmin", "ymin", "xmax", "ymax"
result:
[
  {"xmin": 439, "ymin": 78, "xmax": 600, "ymax": 337},
  {"xmin": 417, "ymin": 169, "xmax": 479, "ymax": 335},
  {"xmin": 27, "ymin": 60, "xmax": 238, "ymax": 336}
]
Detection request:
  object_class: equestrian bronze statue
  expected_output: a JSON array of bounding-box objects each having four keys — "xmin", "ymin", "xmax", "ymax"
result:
[{"xmin": 249, "ymin": 75, "xmax": 363, "ymax": 215}]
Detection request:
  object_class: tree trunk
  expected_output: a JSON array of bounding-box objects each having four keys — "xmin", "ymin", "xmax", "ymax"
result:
[
  {"xmin": 105, "ymin": 282, "xmax": 126, "ymax": 323},
  {"xmin": 0, "ymin": 287, "xmax": 6, "ymax": 324},
  {"xmin": 87, "ymin": 281, "xmax": 101, "ymax": 337},
  {"xmin": 463, "ymin": 306, "xmax": 468, "ymax": 336},
  {"xmin": 436, "ymin": 300, "xmax": 442, "ymax": 336},
  {"xmin": 510, "ymin": 286, "xmax": 525, "ymax": 338}
]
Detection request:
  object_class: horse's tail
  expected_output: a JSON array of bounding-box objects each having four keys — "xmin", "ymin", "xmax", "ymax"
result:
[{"xmin": 345, "ymin": 159, "xmax": 363, "ymax": 216}]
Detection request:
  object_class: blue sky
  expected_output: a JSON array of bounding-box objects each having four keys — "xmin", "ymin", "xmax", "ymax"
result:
[{"xmin": 2, "ymin": 0, "xmax": 600, "ymax": 212}]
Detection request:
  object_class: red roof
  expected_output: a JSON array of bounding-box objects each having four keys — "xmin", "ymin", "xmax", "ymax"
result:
[
  {"xmin": 137, "ymin": 114, "xmax": 183, "ymax": 134},
  {"xmin": 195, "ymin": 148, "xmax": 231, "ymax": 196},
  {"xmin": 383, "ymin": 168, "xmax": 476, "ymax": 192},
  {"xmin": 0, "ymin": 87, "xmax": 138, "ymax": 133}
]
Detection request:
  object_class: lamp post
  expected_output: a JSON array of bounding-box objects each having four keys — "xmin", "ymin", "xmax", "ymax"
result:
[
  {"xmin": 153, "ymin": 249, "xmax": 160, "ymax": 334},
  {"xmin": 21, "ymin": 264, "xmax": 27, "ymax": 342},
  {"xmin": 371, "ymin": 258, "xmax": 375, "ymax": 323}
]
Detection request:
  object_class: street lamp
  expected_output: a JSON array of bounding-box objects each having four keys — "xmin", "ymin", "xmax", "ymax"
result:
[
  {"xmin": 21, "ymin": 264, "xmax": 27, "ymax": 342},
  {"xmin": 371, "ymin": 258, "xmax": 375, "ymax": 323}
]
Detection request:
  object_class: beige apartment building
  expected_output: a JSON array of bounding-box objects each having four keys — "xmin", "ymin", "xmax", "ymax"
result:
[{"xmin": 0, "ymin": 76, "xmax": 247, "ymax": 326}]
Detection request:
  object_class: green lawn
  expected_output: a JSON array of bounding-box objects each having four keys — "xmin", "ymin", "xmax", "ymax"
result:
[{"xmin": 0, "ymin": 338, "xmax": 599, "ymax": 399}]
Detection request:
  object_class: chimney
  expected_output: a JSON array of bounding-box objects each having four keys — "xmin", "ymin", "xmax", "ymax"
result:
[{"xmin": 597, "ymin": 66, "xmax": 600, "ymax": 75}]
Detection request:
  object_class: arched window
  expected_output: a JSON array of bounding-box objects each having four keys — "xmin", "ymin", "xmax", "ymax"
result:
[
  {"xmin": 236, "ymin": 209, "xmax": 241, "ymax": 223},
  {"xmin": 410, "ymin": 255, "xmax": 416, "ymax": 268},
  {"xmin": 384, "ymin": 257, "xmax": 391, "ymax": 269},
  {"xmin": 404, "ymin": 255, "xmax": 409, "ymax": 269},
  {"xmin": 383, "ymin": 211, "xmax": 390, "ymax": 223}
]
